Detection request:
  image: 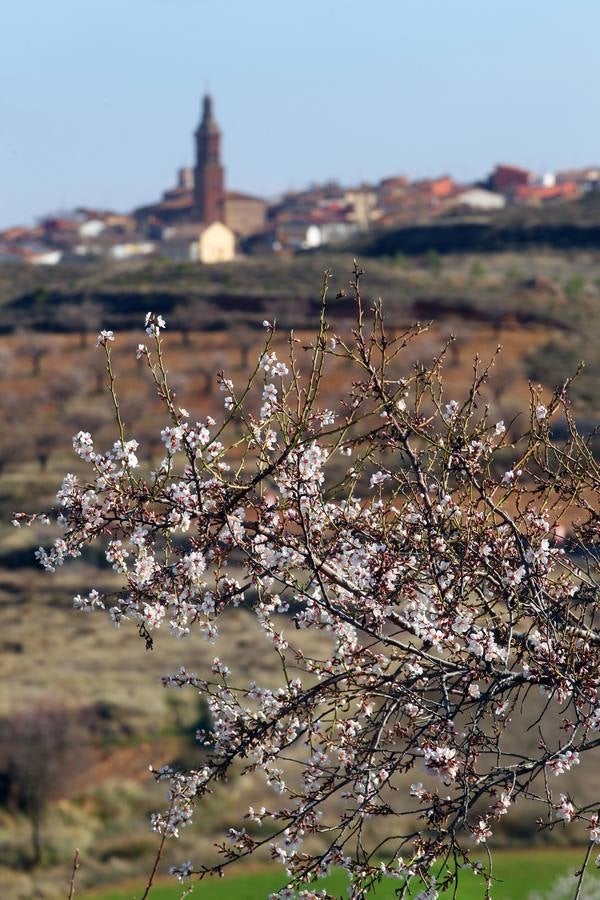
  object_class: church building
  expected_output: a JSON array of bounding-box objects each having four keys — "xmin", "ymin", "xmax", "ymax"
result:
[{"xmin": 134, "ymin": 95, "xmax": 267, "ymax": 245}]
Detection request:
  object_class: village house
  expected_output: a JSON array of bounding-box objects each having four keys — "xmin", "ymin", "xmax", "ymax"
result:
[
  {"xmin": 344, "ymin": 187, "xmax": 378, "ymax": 230},
  {"xmin": 41, "ymin": 210, "xmax": 155, "ymax": 261},
  {"xmin": 223, "ymin": 191, "xmax": 268, "ymax": 238},
  {"xmin": 269, "ymin": 219, "xmax": 358, "ymax": 251},
  {"xmin": 447, "ymin": 187, "xmax": 506, "ymax": 212},
  {"xmin": 75, "ymin": 209, "xmax": 136, "ymax": 234},
  {"xmin": 555, "ymin": 167, "xmax": 600, "ymax": 192},
  {"xmin": 69, "ymin": 233, "xmax": 155, "ymax": 260},
  {"xmin": 420, "ymin": 175, "xmax": 455, "ymax": 199},
  {"xmin": 0, "ymin": 243, "xmax": 62, "ymax": 265},
  {"xmin": 513, "ymin": 181, "xmax": 581, "ymax": 206},
  {"xmin": 489, "ymin": 164, "xmax": 534, "ymax": 195},
  {"xmin": 374, "ymin": 174, "xmax": 460, "ymax": 226},
  {"xmin": 160, "ymin": 221, "xmax": 236, "ymax": 264},
  {"xmin": 268, "ymin": 182, "xmax": 347, "ymax": 227}
]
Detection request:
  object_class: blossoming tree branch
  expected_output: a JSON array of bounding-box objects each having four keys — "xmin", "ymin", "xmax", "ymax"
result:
[{"xmin": 18, "ymin": 264, "xmax": 600, "ymax": 899}]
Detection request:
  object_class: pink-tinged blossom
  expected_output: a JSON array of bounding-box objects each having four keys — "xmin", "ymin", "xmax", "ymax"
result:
[
  {"xmin": 589, "ymin": 815, "xmax": 600, "ymax": 844},
  {"xmin": 133, "ymin": 554, "xmax": 156, "ymax": 586},
  {"xmin": 472, "ymin": 818, "xmax": 492, "ymax": 844},
  {"xmin": 161, "ymin": 425, "xmax": 185, "ymax": 453},
  {"xmin": 112, "ymin": 439, "xmax": 139, "ymax": 469},
  {"xmin": 211, "ymin": 657, "xmax": 230, "ymax": 678},
  {"xmin": 525, "ymin": 538, "xmax": 551, "ymax": 567},
  {"xmin": 182, "ymin": 550, "xmax": 206, "ymax": 584},
  {"xmin": 73, "ymin": 431, "xmax": 95, "ymax": 462},
  {"xmin": 503, "ymin": 565, "xmax": 526, "ymax": 588},
  {"xmin": 143, "ymin": 602, "xmax": 165, "ymax": 629},
  {"xmin": 493, "ymin": 793, "xmax": 512, "ymax": 817},
  {"xmin": 556, "ymin": 794, "xmax": 575, "ymax": 823},
  {"xmin": 467, "ymin": 628, "xmax": 502, "ymax": 662},
  {"xmin": 260, "ymin": 351, "xmax": 288, "ymax": 377},
  {"xmin": 589, "ymin": 709, "xmax": 600, "ymax": 730},
  {"xmin": 443, "ymin": 399, "xmax": 459, "ymax": 420},
  {"xmin": 547, "ymin": 749, "xmax": 580, "ymax": 776},
  {"xmin": 73, "ymin": 589, "xmax": 105, "ymax": 612},
  {"xmin": 421, "ymin": 746, "xmax": 459, "ymax": 783},
  {"xmin": 370, "ymin": 470, "xmax": 390, "ymax": 488},
  {"xmin": 105, "ymin": 540, "xmax": 129, "ymax": 573}
]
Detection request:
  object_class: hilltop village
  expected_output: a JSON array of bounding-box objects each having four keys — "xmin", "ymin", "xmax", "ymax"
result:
[{"xmin": 2, "ymin": 94, "xmax": 599, "ymax": 266}]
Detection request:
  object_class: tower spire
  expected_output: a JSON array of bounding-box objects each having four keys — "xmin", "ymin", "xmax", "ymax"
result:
[
  {"xmin": 193, "ymin": 93, "xmax": 225, "ymax": 223},
  {"xmin": 202, "ymin": 94, "xmax": 213, "ymax": 121}
]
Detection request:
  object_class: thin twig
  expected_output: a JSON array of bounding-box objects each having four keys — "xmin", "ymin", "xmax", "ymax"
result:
[
  {"xmin": 67, "ymin": 848, "xmax": 80, "ymax": 900},
  {"xmin": 141, "ymin": 825, "xmax": 170, "ymax": 900},
  {"xmin": 573, "ymin": 842, "xmax": 593, "ymax": 900}
]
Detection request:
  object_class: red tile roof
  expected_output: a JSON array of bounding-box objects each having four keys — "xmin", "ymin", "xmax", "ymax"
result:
[{"xmin": 514, "ymin": 181, "xmax": 580, "ymax": 202}]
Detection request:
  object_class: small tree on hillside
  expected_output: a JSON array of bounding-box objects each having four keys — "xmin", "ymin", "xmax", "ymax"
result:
[
  {"xmin": 19, "ymin": 333, "xmax": 50, "ymax": 378},
  {"xmin": 28, "ymin": 417, "xmax": 63, "ymax": 471},
  {"xmin": 22, "ymin": 269, "xmax": 600, "ymax": 899},
  {"xmin": 0, "ymin": 344, "xmax": 16, "ymax": 377},
  {"xmin": 0, "ymin": 430, "xmax": 24, "ymax": 476},
  {"xmin": 61, "ymin": 299, "xmax": 103, "ymax": 348},
  {"xmin": 0, "ymin": 706, "xmax": 89, "ymax": 867}
]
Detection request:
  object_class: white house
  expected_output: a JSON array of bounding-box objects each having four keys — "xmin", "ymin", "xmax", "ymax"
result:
[
  {"xmin": 449, "ymin": 189, "xmax": 506, "ymax": 212},
  {"xmin": 108, "ymin": 241, "xmax": 155, "ymax": 261},
  {"xmin": 7, "ymin": 244, "xmax": 63, "ymax": 265},
  {"xmin": 306, "ymin": 221, "xmax": 359, "ymax": 248},
  {"xmin": 78, "ymin": 219, "xmax": 106, "ymax": 238},
  {"xmin": 28, "ymin": 248, "xmax": 63, "ymax": 265},
  {"xmin": 276, "ymin": 221, "xmax": 359, "ymax": 251}
]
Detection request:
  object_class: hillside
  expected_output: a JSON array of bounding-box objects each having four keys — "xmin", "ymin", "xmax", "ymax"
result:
[
  {"xmin": 358, "ymin": 192, "xmax": 600, "ymax": 257},
  {"xmin": 1, "ymin": 249, "xmax": 598, "ymax": 416}
]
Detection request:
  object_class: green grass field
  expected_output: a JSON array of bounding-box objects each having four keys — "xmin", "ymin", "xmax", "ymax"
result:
[{"xmin": 84, "ymin": 848, "xmax": 599, "ymax": 899}]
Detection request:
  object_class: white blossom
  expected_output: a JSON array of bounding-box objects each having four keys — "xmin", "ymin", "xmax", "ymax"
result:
[{"xmin": 96, "ymin": 330, "xmax": 115, "ymax": 346}]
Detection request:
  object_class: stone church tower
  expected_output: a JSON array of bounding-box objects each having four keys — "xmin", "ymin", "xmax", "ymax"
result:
[{"xmin": 193, "ymin": 94, "xmax": 225, "ymax": 224}]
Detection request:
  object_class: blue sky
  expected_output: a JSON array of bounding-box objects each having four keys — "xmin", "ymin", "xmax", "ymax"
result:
[{"xmin": 2, "ymin": 0, "xmax": 599, "ymax": 228}]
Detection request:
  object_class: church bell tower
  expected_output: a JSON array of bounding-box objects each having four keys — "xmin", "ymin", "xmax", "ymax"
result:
[{"xmin": 193, "ymin": 94, "xmax": 225, "ymax": 224}]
